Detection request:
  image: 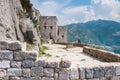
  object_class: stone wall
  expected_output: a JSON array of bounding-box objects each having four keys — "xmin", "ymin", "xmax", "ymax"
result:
[
  {"xmin": 39, "ymin": 16, "xmax": 58, "ymax": 42},
  {"xmin": 1, "ymin": 41, "xmax": 120, "ymax": 80},
  {"xmin": 58, "ymin": 26, "xmax": 68, "ymax": 43},
  {"xmin": 83, "ymin": 46, "xmax": 120, "ymax": 62}
]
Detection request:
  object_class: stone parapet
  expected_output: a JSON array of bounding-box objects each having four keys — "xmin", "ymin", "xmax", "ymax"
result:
[
  {"xmin": 0, "ymin": 41, "xmax": 120, "ymax": 80},
  {"xmin": 83, "ymin": 46, "xmax": 120, "ymax": 62}
]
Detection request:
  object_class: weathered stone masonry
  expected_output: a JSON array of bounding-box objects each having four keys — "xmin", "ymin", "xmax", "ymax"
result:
[{"xmin": 0, "ymin": 41, "xmax": 120, "ymax": 80}]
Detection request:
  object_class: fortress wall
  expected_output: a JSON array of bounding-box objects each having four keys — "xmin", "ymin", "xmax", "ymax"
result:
[
  {"xmin": 0, "ymin": 41, "xmax": 120, "ymax": 80},
  {"xmin": 83, "ymin": 46, "xmax": 120, "ymax": 62}
]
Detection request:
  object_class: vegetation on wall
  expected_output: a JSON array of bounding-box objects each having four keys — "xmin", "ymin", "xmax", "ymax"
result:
[{"xmin": 20, "ymin": 0, "xmax": 32, "ymax": 13}]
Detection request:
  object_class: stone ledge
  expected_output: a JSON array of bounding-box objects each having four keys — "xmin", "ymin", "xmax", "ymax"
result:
[
  {"xmin": 83, "ymin": 46, "xmax": 120, "ymax": 62},
  {"xmin": 14, "ymin": 51, "xmax": 37, "ymax": 61},
  {"xmin": 0, "ymin": 50, "xmax": 13, "ymax": 60},
  {"xmin": 0, "ymin": 41, "xmax": 22, "ymax": 51}
]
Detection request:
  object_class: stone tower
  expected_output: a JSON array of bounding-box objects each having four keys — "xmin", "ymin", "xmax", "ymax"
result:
[
  {"xmin": 39, "ymin": 16, "xmax": 58, "ymax": 42},
  {"xmin": 57, "ymin": 26, "xmax": 68, "ymax": 43}
]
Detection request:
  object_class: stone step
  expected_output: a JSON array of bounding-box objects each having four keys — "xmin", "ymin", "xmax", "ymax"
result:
[{"xmin": 0, "ymin": 40, "xmax": 26, "ymax": 51}]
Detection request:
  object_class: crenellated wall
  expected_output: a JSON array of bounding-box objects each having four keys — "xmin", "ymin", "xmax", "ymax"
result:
[{"xmin": 0, "ymin": 41, "xmax": 120, "ymax": 80}]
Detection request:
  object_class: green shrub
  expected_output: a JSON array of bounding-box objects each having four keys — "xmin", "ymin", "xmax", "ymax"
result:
[
  {"xmin": 80, "ymin": 59, "xmax": 86, "ymax": 61},
  {"xmin": 45, "ymin": 53, "xmax": 52, "ymax": 57},
  {"xmin": 38, "ymin": 50, "xmax": 52, "ymax": 57},
  {"xmin": 62, "ymin": 47, "xmax": 68, "ymax": 51},
  {"xmin": 38, "ymin": 50, "xmax": 46, "ymax": 57},
  {"xmin": 20, "ymin": 0, "xmax": 32, "ymax": 13},
  {"xmin": 40, "ymin": 38, "xmax": 44, "ymax": 45},
  {"xmin": 42, "ymin": 46, "xmax": 49, "ymax": 50},
  {"xmin": 55, "ymin": 55, "xmax": 60, "ymax": 58}
]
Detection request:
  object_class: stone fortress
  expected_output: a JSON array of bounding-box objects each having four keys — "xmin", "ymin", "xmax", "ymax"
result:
[
  {"xmin": 1, "ymin": 0, "xmax": 120, "ymax": 80},
  {"xmin": 39, "ymin": 16, "xmax": 67, "ymax": 43}
]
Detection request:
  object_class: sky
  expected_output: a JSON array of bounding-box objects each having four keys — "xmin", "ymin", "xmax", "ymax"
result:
[{"xmin": 30, "ymin": 0, "xmax": 120, "ymax": 25}]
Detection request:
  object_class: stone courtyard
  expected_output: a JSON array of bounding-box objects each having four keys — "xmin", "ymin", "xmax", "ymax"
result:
[{"xmin": 41, "ymin": 44, "xmax": 120, "ymax": 68}]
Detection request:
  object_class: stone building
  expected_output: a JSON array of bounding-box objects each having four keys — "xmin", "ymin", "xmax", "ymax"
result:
[
  {"xmin": 39, "ymin": 16, "xmax": 67, "ymax": 43},
  {"xmin": 39, "ymin": 16, "xmax": 58, "ymax": 42},
  {"xmin": 57, "ymin": 26, "xmax": 68, "ymax": 43}
]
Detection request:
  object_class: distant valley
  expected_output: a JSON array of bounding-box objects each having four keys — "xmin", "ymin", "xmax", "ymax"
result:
[{"xmin": 67, "ymin": 19, "xmax": 120, "ymax": 54}]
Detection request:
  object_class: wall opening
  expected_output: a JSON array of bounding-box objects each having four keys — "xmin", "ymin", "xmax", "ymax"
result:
[
  {"xmin": 49, "ymin": 33, "xmax": 53, "ymax": 39},
  {"xmin": 44, "ymin": 26, "xmax": 46, "ymax": 29},
  {"xmin": 62, "ymin": 35, "xmax": 64, "ymax": 38},
  {"xmin": 50, "ymin": 26, "xmax": 53, "ymax": 29},
  {"xmin": 44, "ymin": 23, "xmax": 46, "ymax": 30},
  {"xmin": 57, "ymin": 30, "xmax": 59, "ymax": 35}
]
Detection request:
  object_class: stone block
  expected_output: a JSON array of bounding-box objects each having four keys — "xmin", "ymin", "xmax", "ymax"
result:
[
  {"xmin": 0, "ymin": 77, "xmax": 9, "ymax": 80},
  {"xmin": 59, "ymin": 60, "xmax": 71, "ymax": 68},
  {"xmin": 14, "ymin": 51, "xmax": 37, "ymax": 61},
  {"xmin": 31, "ymin": 77, "xmax": 42, "ymax": 80},
  {"xmin": 22, "ymin": 69, "xmax": 31, "ymax": 77},
  {"xmin": 0, "ymin": 50, "xmax": 13, "ymax": 60},
  {"xmin": 0, "ymin": 69, "xmax": 6, "ymax": 77},
  {"xmin": 20, "ymin": 77, "xmax": 31, "ymax": 80},
  {"xmin": 35, "ymin": 60, "xmax": 46, "ymax": 67},
  {"xmin": 115, "ymin": 66, "xmax": 120, "ymax": 76},
  {"xmin": 70, "ymin": 68, "xmax": 79, "ymax": 80},
  {"xmin": 0, "ymin": 61, "xmax": 10, "ymax": 68},
  {"xmin": 94, "ymin": 67, "xmax": 104, "ymax": 78},
  {"xmin": 31, "ymin": 67, "xmax": 43, "ymax": 77},
  {"xmin": 14, "ymin": 51, "xmax": 26, "ymax": 61},
  {"xmin": 44, "ymin": 68, "xmax": 54, "ymax": 77},
  {"xmin": 59, "ymin": 70, "xmax": 69, "ymax": 80},
  {"xmin": 8, "ymin": 41, "xmax": 22, "ymax": 51},
  {"xmin": 42, "ymin": 77, "xmax": 54, "ymax": 80},
  {"xmin": 47, "ymin": 61, "xmax": 58, "ymax": 68},
  {"xmin": 0, "ymin": 41, "xmax": 8, "ymax": 50},
  {"xmin": 79, "ymin": 68, "xmax": 85, "ymax": 79},
  {"xmin": 22, "ymin": 60, "xmax": 34, "ymax": 68},
  {"xmin": 25, "ymin": 51, "xmax": 37, "ymax": 61},
  {"xmin": 88, "ymin": 78, "xmax": 99, "ymax": 80},
  {"xmin": 99, "ymin": 77, "xmax": 107, "ymax": 80},
  {"xmin": 105, "ymin": 66, "xmax": 115, "ymax": 77},
  {"xmin": 9, "ymin": 77, "xmax": 21, "ymax": 80},
  {"xmin": 7, "ymin": 68, "xmax": 22, "ymax": 77},
  {"xmin": 85, "ymin": 68, "xmax": 94, "ymax": 79},
  {"xmin": 11, "ymin": 61, "xmax": 21, "ymax": 68},
  {"xmin": 54, "ymin": 73, "xmax": 58, "ymax": 80},
  {"xmin": 111, "ymin": 76, "xmax": 120, "ymax": 80}
]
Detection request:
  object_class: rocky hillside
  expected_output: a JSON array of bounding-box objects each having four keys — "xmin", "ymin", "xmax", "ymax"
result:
[{"xmin": 0, "ymin": 0, "xmax": 41, "ymax": 50}]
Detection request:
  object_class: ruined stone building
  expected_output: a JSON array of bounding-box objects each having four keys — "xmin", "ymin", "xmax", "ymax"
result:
[
  {"xmin": 58, "ymin": 26, "xmax": 67, "ymax": 43},
  {"xmin": 39, "ymin": 16, "xmax": 67, "ymax": 43}
]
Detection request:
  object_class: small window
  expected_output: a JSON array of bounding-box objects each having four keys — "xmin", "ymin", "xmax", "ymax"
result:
[
  {"xmin": 50, "ymin": 26, "xmax": 53, "ymax": 29},
  {"xmin": 57, "ymin": 30, "xmax": 59, "ymax": 35},
  {"xmin": 62, "ymin": 35, "xmax": 64, "ymax": 38},
  {"xmin": 44, "ymin": 26, "xmax": 46, "ymax": 29}
]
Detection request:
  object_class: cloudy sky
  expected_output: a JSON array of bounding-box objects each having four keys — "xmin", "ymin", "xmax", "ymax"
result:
[{"xmin": 30, "ymin": 0, "xmax": 120, "ymax": 25}]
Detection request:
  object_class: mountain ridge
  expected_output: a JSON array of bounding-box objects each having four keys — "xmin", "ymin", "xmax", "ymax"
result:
[{"xmin": 67, "ymin": 19, "xmax": 120, "ymax": 53}]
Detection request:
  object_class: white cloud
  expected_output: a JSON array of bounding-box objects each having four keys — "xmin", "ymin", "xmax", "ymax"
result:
[
  {"xmin": 62, "ymin": 6, "xmax": 87, "ymax": 14},
  {"xmin": 92, "ymin": 0, "xmax": 101, "ymax": 4},
  {"xmin": 31, "ymin": 0, "xmax": 120, "ymax": 25},
  {"xmin": 41, "ymin": 1, "xmax": 57, "ymax": 6}
]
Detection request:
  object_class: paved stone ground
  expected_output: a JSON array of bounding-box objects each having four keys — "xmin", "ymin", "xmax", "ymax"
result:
[{"xmin": 40, "ymin": 44, "xmax": 120, "ymax": 68}]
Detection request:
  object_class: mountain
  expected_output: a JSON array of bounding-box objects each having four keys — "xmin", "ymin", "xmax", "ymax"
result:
[
  {"xmin": 67, "ymin": 19, "xmax": 120, "ymax": 53},
  {"xmin": 67, "ymin": 23, "xmax": 101, "ymax": 45}
]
